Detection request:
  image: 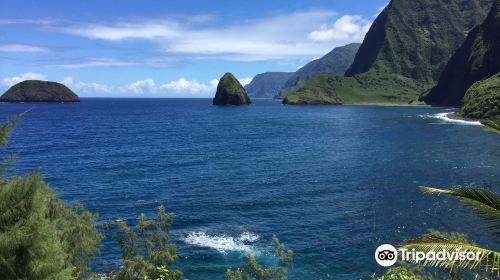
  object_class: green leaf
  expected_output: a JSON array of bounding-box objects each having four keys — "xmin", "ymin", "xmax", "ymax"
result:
[
  {"xmin": 402, "ymin": 232, "xmax": 500, "ymax": 274},
  {"xmin": 419, "ymin": 186, "xmax": 500, "ymax": 235}
]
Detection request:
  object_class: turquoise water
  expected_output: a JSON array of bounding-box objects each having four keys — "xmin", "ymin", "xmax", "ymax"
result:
[{"xmin": 0, "ymin": 99, "xmax": 498, "ymax": 279}]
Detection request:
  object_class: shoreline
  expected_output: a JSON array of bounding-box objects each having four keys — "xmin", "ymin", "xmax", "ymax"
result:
[{"xmin": 435, "ymin": 112, "xmax": 482, "ymax": 126}]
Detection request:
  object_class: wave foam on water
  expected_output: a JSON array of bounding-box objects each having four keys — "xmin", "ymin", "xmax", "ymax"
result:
[
  {"xmin": 421, "ymin": 112, "xmax": 482, "ymax": 126},
  {"xmin": 183, "ymin": 231, "xmax": 259, "ymax": 254}
]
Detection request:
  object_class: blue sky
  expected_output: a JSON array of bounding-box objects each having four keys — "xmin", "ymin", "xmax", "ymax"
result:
[{"xmin": 0, "ymin": 0, "xmax": 387, "ymax": 97}]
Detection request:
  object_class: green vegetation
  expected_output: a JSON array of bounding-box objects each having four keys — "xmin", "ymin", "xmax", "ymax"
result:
[
  {"xmin": 282, "ymin": 76, "xmax": 342, "ymax": 105},
  {"xmin": 373, "ymin": 263, "xmax": 435, "ymax": 280},
  {"xmin": 107, "ymin": 206, "xmax": 183, "ymax": 280},
  {"xmin": 225, "ymin": 235, "xmax": 293, "ymax": 280},
  {"xmin": 283, "ymin": 73, "xmax": 429, "ymax": 105},
  {"xmin": 403, "ymin": 186, "xmax": 499, "ymax": 277},
  {"xmin": 375, "ymin": 185, "xmax": 500, "ymax": 279},
  {"xmin": 423, "ymin": 0, "xmax": 500, "ymax": 111},
  {"xmin": 0, "ymin": 116, "xmax": 101, "ymax": 279},
  {"xmin": 284, "ymin": 0, "xmax": 493, "ymax": 105},
  {"xmin": 461, "ymin": 73, "xmax": 500, "ymax": 119},
  {"xmin": 346, "ymin": 0, "xmax": 492, "ymax": 82},
  {"xmin": 213, "ymin": 72, "xmax": 251, "ymax": 105},
  {"xmin": 480, "ymin": 118, "xmax": 500, "ymax": 133},
  {"xmin": 0, "ymin": 80, "xmax": 80, "ymax": 102}
]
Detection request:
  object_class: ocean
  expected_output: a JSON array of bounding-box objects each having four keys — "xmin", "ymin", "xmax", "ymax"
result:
[{"xmin": 0, "ymin": 98, "xmax": 498, "ymax": 279}]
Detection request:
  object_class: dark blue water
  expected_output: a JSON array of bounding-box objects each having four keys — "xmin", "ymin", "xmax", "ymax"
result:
[{"xmin": 0, "ymin": 99, "xmax": 499, "ymax": 279}]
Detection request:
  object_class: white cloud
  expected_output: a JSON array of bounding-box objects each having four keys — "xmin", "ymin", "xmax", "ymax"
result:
[
  {"xmin": 238, "ymin": 77, "xmax": 252, "ymax": 86},
  {"xmin": 159, "ymin": 78, "xmax": 214, "ymax": 94},
  {"xmin": 47, "ymin": 57, "xmax": 177, "ymax": 69},
  {"xmin": 2, "ymin": 72, "xmax": 47, "ymax": 87},
  {"xmin": 307, "ymin": 15, "xmax": 371, "ymax": 43},
  {"xmin": 59, "ymin": 20, "xmax": 181, "ymax": 41},
  {"xmin": 51, "ymin": 58, "xmax": 138, "ymax": 69},
  {"xmin": 61, "ymin": 77, "xmax": 113, "ymax": 94},
  {"xmin": 210, "ymin": 79, "xmax": 219, "ymax": 88},
  {"xmin": 118, "ymin": 77, "xmax": 251, "ymax": 95},
  {"xmin": 0, "ymin": 44, "xmax": 49, "ymax": 53},
  {"xmin": 119, "ymin": 78, "xmax": 157, "ymax": 95},
  {"xmin": 46, "ymin": 10, "xmax": 371, "ymax": 61},
  {"xmin": 1, "ymin": 73, "xmax": 247, "ymax": 97}
]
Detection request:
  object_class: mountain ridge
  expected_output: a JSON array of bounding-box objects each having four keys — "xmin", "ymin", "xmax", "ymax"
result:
[
  {"xmin": 422, "ymin": 0, "xmax": 500, "ymax": 117},
  {"xmin": 285, "ymin": 0, "xmax": 494, "ymax": 105}
]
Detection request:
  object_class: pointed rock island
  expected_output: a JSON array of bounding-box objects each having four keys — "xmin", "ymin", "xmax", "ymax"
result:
[
  {"xmin": 0, "ymin": 80, "xmax": 79, "ymax": 103},
  {"xmin": 212, "ymin": 73, "xmax": 251, "ymax": 106}
]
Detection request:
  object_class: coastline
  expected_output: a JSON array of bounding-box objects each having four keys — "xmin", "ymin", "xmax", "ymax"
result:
[{"xmin": 435, "ymin": 112, "xmax": 482, "ymax": 125}]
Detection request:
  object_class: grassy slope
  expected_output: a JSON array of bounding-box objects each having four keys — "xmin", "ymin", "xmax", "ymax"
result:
[
  {"xmin": 285, "ymin": 73, "xmax": 430, "ymax": 104},
  {"xmin": 283, "ymin": 76, "xmax": 342, "ymax": 104}
]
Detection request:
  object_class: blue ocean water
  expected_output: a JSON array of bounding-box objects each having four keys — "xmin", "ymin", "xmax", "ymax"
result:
[{"xmin": 0, "ymin": 98, "xmax": 498, "ymax": 279}]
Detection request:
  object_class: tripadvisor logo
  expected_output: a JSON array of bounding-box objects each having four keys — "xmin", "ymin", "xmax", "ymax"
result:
[
  {"xmin": 375, "ymin": 244, "xmax": 482, "ymax": 267},
  {"xmin": 375, "ymin": 244, "xmax": 398, "ymax": 267}
]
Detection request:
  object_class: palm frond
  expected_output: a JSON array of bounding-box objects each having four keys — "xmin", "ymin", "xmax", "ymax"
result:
[
  {"xmin": 419, "ymin": 186, "xmax": 500, "ymax": 235},
  {"xmin": 402, "ymin": 232, "xmax": 500, "ymax": 274}
]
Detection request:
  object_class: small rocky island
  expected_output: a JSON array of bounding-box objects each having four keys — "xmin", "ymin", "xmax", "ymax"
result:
[
  {"xmin": 212, "ymin": 73, "xmax": 251, "ymax": 105},
  {"xmin": 0, "ymin": 80, "xmax": 80, "ymax": 103}
]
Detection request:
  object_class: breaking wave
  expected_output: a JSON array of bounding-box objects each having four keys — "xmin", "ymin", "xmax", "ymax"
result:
[
  {"xmin": 183, "ymin": 231, "xmax": 259, "ymax": 254},
  {"xmin": 421, "ymin": 112, "xmax": 482, "ymax": 126}
]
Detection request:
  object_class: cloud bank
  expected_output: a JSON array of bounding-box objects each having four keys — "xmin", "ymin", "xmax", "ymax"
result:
[
  {"xmin": 24, "ymin": 10, "xmax": 373, "ymax": 62},
  {"xmin": 1, "ymin": 72, "xmax": 251, "ymax": 97}
]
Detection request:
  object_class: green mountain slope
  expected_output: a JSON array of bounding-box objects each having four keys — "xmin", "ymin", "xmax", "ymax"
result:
[
  {"xmin": 283, "ymin": 43, "xmax": 360, "ymax": 88},
  {"xmin": 244, "ymin": 72, "xmax": 293, "ymax": 98},
  {"xmin": 286, "ymin": 0, "xmax": 494, "ymax": 105},
  {"xmin": 422, "ymin": 0, "xmax": 500, "ymax": 114}
]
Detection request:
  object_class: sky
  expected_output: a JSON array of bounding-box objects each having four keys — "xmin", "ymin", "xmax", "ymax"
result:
[{"xmin": 0, "ymin": 0, "xmax": 388, "ymax": 97}]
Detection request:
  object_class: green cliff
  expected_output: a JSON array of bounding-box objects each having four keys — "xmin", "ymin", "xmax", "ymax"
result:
[
  {"xmin": 461, "ymin": 73, "xmax": 500, "ymax": 119},
  {"xmin": 213, "ymin": 73, "xmax": 251, "ymax": 106},
  {"xmin": 423, "ymin": 0, "xmax": 500, "ymax": 119},
  {"xmin": 0, "ymin": 80, "xmax": 80, "ymax": 103},
  {"xmin": 286, "ymin": 0, "xmax": 493, "ymax": 105}
]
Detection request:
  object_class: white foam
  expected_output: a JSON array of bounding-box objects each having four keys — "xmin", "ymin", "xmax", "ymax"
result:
[
  {"xmin": 183, "ymin": 231, "xmax": 259, "ymax": 254},
  {"xmin": 421, "ymin": 112, "xmax": 482, "ymax": 126}
]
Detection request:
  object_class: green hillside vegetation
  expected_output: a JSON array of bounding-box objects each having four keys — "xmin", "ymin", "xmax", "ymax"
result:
[
  {"xmin": 284, "ymin": 73, "xmax": 428, "ymax": 105},
  {"xmin": 283, "ymin": 76, "xmax": 342, "ymax": 105},
  {"xmin": 285, "ymin": 0, "xmax": 494, "ymax": 105},
  {"xmin": 461, "ymin": 73, "xmax": 500, "ymax": 119},
  {"xmin": 423, "ymin": 0, "xmax": 500, "ymax": 120}
]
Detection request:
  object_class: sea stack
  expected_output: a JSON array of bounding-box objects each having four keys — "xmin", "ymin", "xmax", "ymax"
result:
[
  {"xmin": 212, "ymin": 73, "xmax": 251, "ymax": 106},
  {"xmin": 0, "ymin": 80, "xmax": 80, "ymax": 103}
]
